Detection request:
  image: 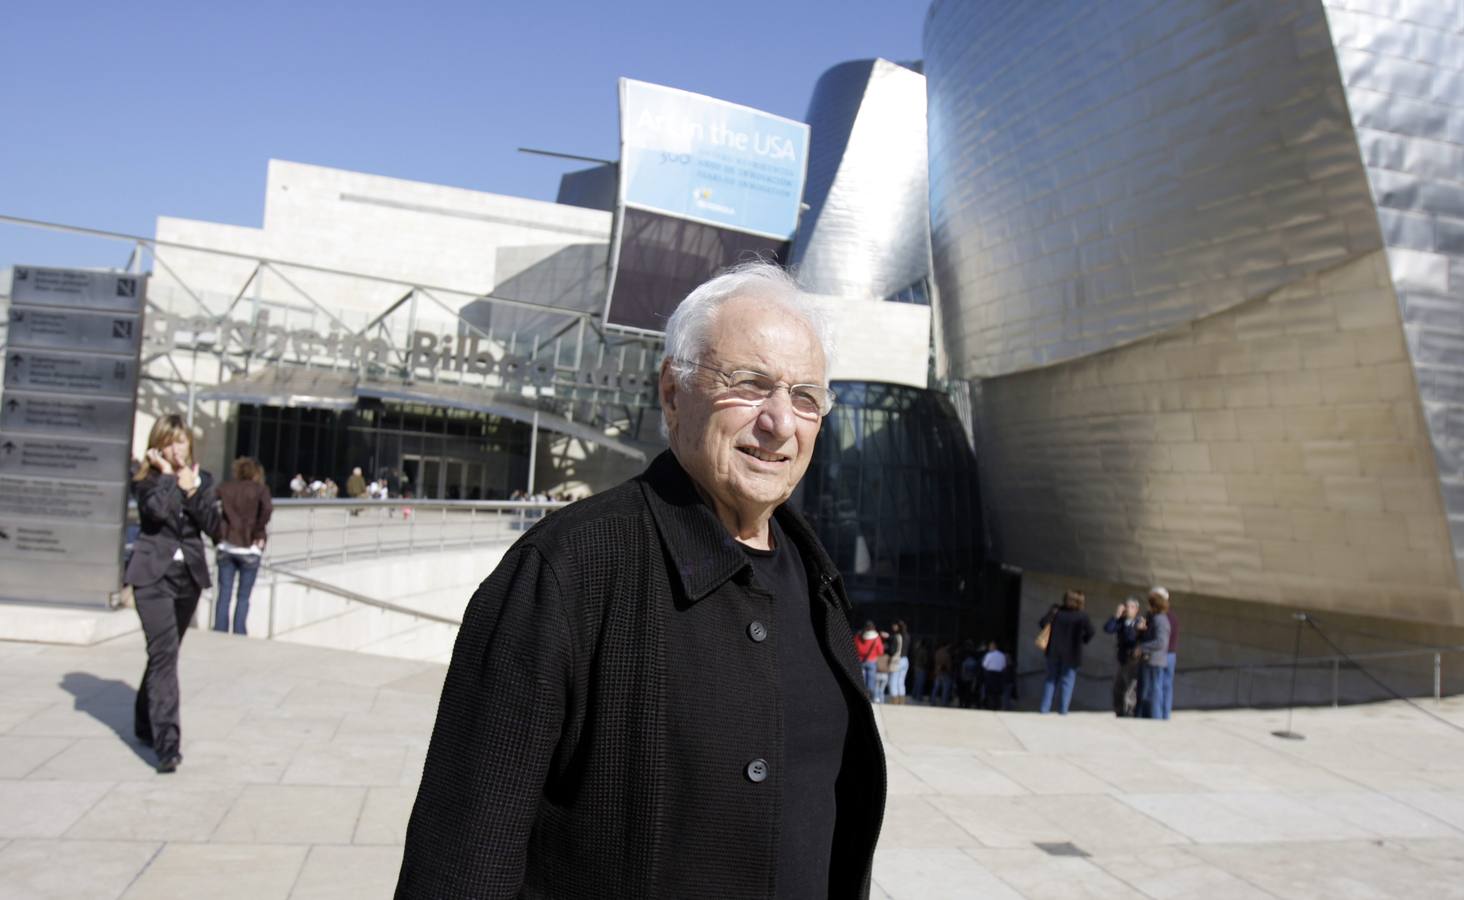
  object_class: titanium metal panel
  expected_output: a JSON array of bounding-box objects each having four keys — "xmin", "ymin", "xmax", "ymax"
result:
[
  {"xmin": 923, "ymin": 0, "xmax": 1383, "ymax": 380},
  {"xmin": 9, "ymin": 266, "xmax": 146, "ymax": 314},
  {"xmin": 0, "ymin": 392, "xmax": 136, "ymax": 436},
  {"xmin": 922, "ymin": 0, "xmax": 1464, "ymax": 620},
  {"xmin": 6, "ymin": 306, "xmax": 143, "ymax": 355},
  {"xmin": 790, "ymin": 59, "xmax": 931, "ymax": 302},
  {"xmin": 1321, "ymin": 1, "xmax": 1464, "ymax": 589},
  {"xmin": 0, "ymin": 433, "xmax": 131, "ymax": 482},
  {"xmin": 3, "ymin": 349, "xmax": 138, "ymax": 397},
  {"xmin": 0, "ymin": 475, "xmax": 127, "ymax": 525}
]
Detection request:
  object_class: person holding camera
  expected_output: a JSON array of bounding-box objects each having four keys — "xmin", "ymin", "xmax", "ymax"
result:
[{"xmin": 1104, "ymin": 596, "xmax": 1144, "ymax": 716}]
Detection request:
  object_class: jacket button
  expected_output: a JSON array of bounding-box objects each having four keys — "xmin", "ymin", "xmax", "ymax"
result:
[
  {"xmin": 745, "ymin": 758, "xmax": 769, "ymax": 783},
  {"xmin": 747, "ymin": 621, "xmax": 768, "ymax": 642}
]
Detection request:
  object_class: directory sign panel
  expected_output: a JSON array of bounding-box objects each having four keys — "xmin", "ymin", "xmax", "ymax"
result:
[
  {"xmin": 1, "ymin": 266, "xmax": 145, "ymax": 607},
  {"xmin": 618, "ymin": 78, "xmax": 810, "ymax": 241}
]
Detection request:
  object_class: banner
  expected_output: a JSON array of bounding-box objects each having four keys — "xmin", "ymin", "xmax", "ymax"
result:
[{"xmin": 618, "ymin": 79, "xmax": 810, "ymax": 242}]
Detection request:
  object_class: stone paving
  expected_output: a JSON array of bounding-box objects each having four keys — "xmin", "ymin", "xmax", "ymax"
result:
[{"xmin": 2, "ymin": 632, "xmax": 1464, "ymax": 898}]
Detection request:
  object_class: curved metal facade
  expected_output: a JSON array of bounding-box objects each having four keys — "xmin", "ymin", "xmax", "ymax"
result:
[
  {"xmin": 925, "ymin": 0, "xmax": 1383, "ymax": 379},
  {"xmin": 925, "ymin": 0, "xmax": 1464, "ymax": 625},
  {"xmin": 791, "ymin": 59, "xmax": 930, "ymax": 302}
]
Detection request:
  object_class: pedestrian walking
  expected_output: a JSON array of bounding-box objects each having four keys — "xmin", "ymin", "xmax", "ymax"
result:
[
  {"xmin": 397, "ymin": 261, "xmax": 884, "ymax": 898},
  {"xmin": 124, "ymin": 414, "xmax": 220, "ymax": 773}
]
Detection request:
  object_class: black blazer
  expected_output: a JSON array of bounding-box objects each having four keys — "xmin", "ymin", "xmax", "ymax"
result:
[
  {"xmin": 125, "ymin": 470, "xmax": 220, "ymax": 589},
  {"xmin": 1041, "ymin": 607, "xmax": 1096, "ymax": 669},
  {"xmin": 397, "ymin": 451, "xmax": 886, "ymax": 899}
]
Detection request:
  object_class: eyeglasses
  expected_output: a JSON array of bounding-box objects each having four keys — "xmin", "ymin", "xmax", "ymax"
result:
[{"xmin": 677, "ymin": 359, "xmax": 836, "ymax": 419}]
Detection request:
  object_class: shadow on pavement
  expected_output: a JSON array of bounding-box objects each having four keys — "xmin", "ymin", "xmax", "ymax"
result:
[{"xmin": 60, "ymin": 671, "xmax": 155, "ymax": 765}]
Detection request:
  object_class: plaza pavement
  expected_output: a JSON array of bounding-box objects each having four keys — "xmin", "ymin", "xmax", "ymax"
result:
[{"xmin": 2, "ymin": 631, "xmax": 1464, "ymax": 899}]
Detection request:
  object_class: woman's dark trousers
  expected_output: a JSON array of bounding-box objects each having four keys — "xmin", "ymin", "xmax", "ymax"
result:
[{"xmin": 133, "ymin": 561, "xmax": 202, "ymax": 759}]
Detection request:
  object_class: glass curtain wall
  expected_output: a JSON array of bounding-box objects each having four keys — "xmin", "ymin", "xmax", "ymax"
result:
[
  {"xmin": 233, "ymin": 402, "xmax": 531, "ymax": 499},
  {"xmin": 796, "ymin": 382, "xmax": 984, "ymax": 637}
]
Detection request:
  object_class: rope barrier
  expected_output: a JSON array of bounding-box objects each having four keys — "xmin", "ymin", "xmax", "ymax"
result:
[{"xmin": 1303, "ymin": 615, "xmax": 1464, "ymax": 737}]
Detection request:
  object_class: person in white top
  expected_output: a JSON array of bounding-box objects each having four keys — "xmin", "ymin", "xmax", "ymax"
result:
[{"xmin": 979, "ymin": 642, "xmax": 1008, "ymax": 710}]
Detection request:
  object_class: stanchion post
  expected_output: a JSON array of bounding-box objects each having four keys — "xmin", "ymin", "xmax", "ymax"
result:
[
  {"xmin": 1273, "ymin": 612, "xmax": 1307, "ymax": 741},
  {"xmin": 1436, "ymin": 653, "xmax": 1443, "ymax": 706},
  {"xmin": 1332, "ymin": 658, "xmax": 1339, "ymax": 709}
]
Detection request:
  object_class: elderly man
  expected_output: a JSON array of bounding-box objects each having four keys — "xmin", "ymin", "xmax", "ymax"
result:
[{"xmin": 396, "ymin": 262, "xmax": 886, "ymax": 899}]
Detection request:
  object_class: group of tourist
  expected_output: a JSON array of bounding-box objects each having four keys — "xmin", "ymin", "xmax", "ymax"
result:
[
  {"xmin": 853, "ymin": 624, "xmax": 1016, "ymax": 709},
  {"xmin": 1036, "ymin": 586, "xmax": 1178, "ymax": 718}
]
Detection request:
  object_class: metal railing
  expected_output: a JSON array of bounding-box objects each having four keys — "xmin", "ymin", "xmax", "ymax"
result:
[
  {"xmin": 262, "ymin": 498, "xmax": 568, "ymax": 568},
  {"xmin": 1010, "ymin": 644, "xmax": 1464, "ymax": 711},
  {"xmin": 252, "ymin": 561, "xmax": 465, "ymax": 640}
]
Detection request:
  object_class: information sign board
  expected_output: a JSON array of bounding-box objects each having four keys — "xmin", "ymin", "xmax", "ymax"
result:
[
  {"xmin": 7, "ymin": 306, "xmax": 143, "ymax": 354},
  {"xmin": 9, "ymin": 266, "xmax": 145, "ymax": 314},
  {"xmin": 0, "ymin": 266, "xmax": 145, "ymax": 607},
  {"xmin": 4, "ymin": 349, "xmax": 138, "ymax": 397}
]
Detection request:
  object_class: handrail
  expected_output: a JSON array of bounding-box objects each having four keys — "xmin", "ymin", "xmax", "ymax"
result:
[
  {"xmin": 258, "ymin": 562, "xmax": 462, "ymax": 627},
  {"xmin": 271, "ymin": 498, "xmax": 571, "ymax": 510}
]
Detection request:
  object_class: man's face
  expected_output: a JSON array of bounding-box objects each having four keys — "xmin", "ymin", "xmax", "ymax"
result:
[
  {"xmin": 661, "ymin": 294, "xmax": 826, "ymax": 528},
  {"xmin": 1124, "ymin": 600, "xmax": 1140, "ymax": 619}
]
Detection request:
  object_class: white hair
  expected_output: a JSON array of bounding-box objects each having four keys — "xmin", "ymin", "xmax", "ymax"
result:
[
  {"xmin": 661, "ymin": 260, "xmax": 835, "ymax": 385},
  {"xmin": 658, "ymin": 261, "xmax": 836, "ymax": 437},
  {"xmin": 1150, "ymin": 586, "xmax": 1170, "ymax": 601}
]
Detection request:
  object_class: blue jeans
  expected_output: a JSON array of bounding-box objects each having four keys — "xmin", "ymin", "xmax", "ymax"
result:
[
  {"xmin": 214, "ymin": 552, "xmax": 260, "ymax": 635},
  {"xmin": 912, "ymin": 668, "xmax": 928, "ymax": 702},
  {"xmin": 1162, "ymin": 652, "xmax": 1177, "ymax": 718},
  {"xmin": 1140, "ymin": 664, "xmax": 1167, "ymax": 719},
  {"xmin": 1039, "ymin": 657, "xmax": 1078, "ymax": 714},
  {"xmin": 889, "ymin": 656, "xmax": 910, "ymax": 699},
  {"xmin": 861, "ymin": 661, "xmax": 879, "ymax": 699},
  {"xmin": 931, "ymin": 674, "xmax": 954, "ymax": 706}
]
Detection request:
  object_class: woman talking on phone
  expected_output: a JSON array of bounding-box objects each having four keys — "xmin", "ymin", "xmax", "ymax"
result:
[{"xmin": 124, "ymin": 414, "xmax": 220, "ymax": 773}]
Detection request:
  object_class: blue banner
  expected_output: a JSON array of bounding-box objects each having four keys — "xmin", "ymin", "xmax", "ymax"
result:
[{"xmin": 618, "ymin": 79, "xmax": 810, "ymax": 241}]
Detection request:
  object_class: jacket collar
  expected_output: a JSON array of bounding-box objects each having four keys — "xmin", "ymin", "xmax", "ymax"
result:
[{"xmin": 639, "ymin": 450, "xmax": 845, "ymax": 607}]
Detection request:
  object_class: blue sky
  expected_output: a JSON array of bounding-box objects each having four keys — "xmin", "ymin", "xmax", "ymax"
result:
[{"xmin": 1, "ymin": 0, "xmax": 926, "ymax": 272}]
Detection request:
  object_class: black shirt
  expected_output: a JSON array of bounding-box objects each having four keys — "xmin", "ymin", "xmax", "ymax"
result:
[{"xmin": 743, "ymin": 516, "xmax": 850, "ymax": 899}]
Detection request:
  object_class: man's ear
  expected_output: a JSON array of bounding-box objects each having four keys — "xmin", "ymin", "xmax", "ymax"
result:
[{"xmin": 659, "ymin": 360, "xmax": 678, "ymax": 428}]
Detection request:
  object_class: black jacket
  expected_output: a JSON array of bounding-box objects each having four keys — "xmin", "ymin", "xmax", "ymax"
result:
[
  {"xmin": 125, "ymin": 470, "xmax": 220, "ymax": 589},
  {"xmin": 1103, "ymin": 616, "xmax": 1142, "ymax": 665},
  {"xmin": 1040, "ymin": 607, "xmax": 1095, "ymax": 669},
  {"xmin": 397, "ymin": 451, "xmax": 886, "ymax": 899}
]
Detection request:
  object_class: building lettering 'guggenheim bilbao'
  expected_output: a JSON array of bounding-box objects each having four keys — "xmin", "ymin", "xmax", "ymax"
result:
[{"xmin": 924, "ymin": 0, "xmax": 1464, "ymax": 641}]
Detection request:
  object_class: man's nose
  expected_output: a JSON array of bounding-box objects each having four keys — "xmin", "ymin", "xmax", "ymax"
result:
[{"xmin": 755, "ymin": 388, "xmax": 798, "ymax": 439}]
